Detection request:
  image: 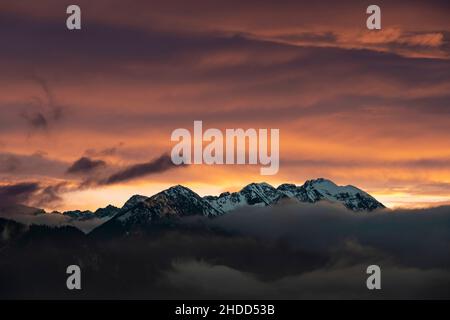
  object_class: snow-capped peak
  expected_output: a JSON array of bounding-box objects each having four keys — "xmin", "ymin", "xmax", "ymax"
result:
[
  {"xmin": 304, "ymin": 178, "xmax": 362, "ymax": 196},
  {"xmin": 287, "ymin": 178, "xmax": 384, "ymax": 211},
  {"xmin": 204, "ymin": 179, "xmax": 384, "ymax": 214},
  {"xmin": 93, "ymin": 179, "xmax": 385, "ymax": 232},
  {"xmin": 121, "ymin": 194, "xmax": 148, "ymax": 211}
]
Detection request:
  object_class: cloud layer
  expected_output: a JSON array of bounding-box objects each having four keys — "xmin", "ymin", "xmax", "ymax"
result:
[{"xmin": 1, "ymin": 201, "xmax": 449, "ymax": 299}]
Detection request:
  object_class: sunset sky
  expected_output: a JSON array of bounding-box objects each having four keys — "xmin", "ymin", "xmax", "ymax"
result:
[{"xmin": 0, "ymin": 0, "xmax": 450, "ymax": 211}]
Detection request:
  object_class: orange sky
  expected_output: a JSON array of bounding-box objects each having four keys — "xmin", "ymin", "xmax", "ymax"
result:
[{"xmin": 0, "ymin": 0, "xmax": 450, "ymax": 211}]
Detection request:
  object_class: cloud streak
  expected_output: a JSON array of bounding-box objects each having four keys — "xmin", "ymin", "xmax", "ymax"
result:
[
  {"xmin": 66, "ymin": 157, "xmax": 106, "ymax": 175},
  {"xmin": 101, "ymin": 154, "xmax": 183, "ymax": 185},
  {"xmin": 0, "ymin": 182, "xmax": 40, "ymax": 207}
]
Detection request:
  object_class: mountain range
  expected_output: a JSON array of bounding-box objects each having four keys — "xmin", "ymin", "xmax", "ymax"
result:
[{"xmin": 42, "ymin": 178, "xmax": 383, "ymax": 233}]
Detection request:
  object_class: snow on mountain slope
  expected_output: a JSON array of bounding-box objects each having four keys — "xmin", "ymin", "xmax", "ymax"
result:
[
  {"xmin": 61, "ymin": 204, "xmax": 120, "ymax": 221},
  {"xmin": 299, "ymin": 178, "xmax": 384, "ymax": 210},
  {"xmin": 114, "ymin": 185, "xmax": 222, "ymax": 226},
  {"xmin": 92, "ymin": 178, "xmax": 385, "ymax": 232},
  {"xmin": 203, "ymin": 179, "xmax": 384, "ymax": 213},
  {"xmin": 204, "ymin": 182, "xmax": 281, "ymax": 213},
  {"xmin": 121, "ymin": 195, "xmax": 148, "ymax": 211}
]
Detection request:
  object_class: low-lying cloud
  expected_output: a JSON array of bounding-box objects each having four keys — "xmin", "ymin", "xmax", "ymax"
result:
[
  {"xmin": 203, "ymin": 202, "xmax": 450, "ymax": 269},
  {"xmin": 1, "ymin": 201, "xmax": 450, "ymax": 298}
]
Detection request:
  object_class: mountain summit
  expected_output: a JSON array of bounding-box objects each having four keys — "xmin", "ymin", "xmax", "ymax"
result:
[{"xmin": 205, "ymin": 178, "xmax": 383, "ymax": 213}]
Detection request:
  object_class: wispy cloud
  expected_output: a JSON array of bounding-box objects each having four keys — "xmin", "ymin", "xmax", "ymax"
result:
[
  {"xmin": 101, "ymin": 154, "xmax": 184, "ymax": 185},
  {"xmin": 0, "ymin": 182, "xmax": 40, "ymax": 207}
]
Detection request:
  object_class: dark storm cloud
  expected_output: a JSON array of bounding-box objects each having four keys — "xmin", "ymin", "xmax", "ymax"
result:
[
  {"xmin": 66, "ymin": 157, "xmax": 106, "ymax": 174},
  {"xmin": 101, "ymin": 154, "xmax": 182, "ymax": 185}
]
